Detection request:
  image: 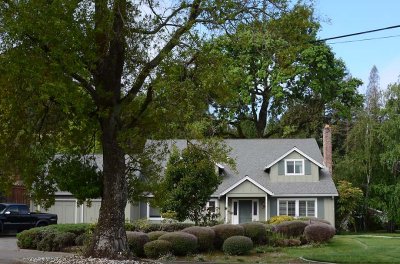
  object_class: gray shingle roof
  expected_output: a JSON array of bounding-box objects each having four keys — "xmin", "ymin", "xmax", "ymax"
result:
[{"xmin": 160, "ymin": 139, "xmax": 337, "ymax": 197}]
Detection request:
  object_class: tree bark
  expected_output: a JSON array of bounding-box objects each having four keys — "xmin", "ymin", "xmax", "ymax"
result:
[{"xmin": 86, "ymin": 117, "xmax": 129, "ymax": 258}]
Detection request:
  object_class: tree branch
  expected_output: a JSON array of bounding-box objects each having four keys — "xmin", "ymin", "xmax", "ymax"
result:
[{"xmin": 123, "ymin": 0, "xmax": 202, "ymax": 102}]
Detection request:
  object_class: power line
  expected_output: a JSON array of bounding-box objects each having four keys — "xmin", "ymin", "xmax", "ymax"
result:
[
  {"xmin": 327, "ymin": 34, "xmax": 400, "ymax": 45},
  {"xmin": 317, "ymin": 24, "xmax": 400, "ymax": 42}
]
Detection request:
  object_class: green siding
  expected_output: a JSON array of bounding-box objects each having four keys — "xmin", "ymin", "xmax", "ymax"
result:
[
  {"xmin": 317, "ymin": 197, "xmax": 324, "ymax": 219},
  {"xmin": 278, "ymin": 161, "xmax": 284, "ymax": 175},
  {"xmin": 270, "ymin": 197, "xmax": 277, "ymax": 216},
  {"xmin": 305, "ymin": 159, "xmax": 311, "ymax": 175}
]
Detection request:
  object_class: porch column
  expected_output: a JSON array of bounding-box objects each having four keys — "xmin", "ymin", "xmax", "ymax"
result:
[
  {"xmin": 265, "ymin": 195, "xmax": 268, "ymax": 221},
  {"xmin": 225, "ymin": 195, "xmax": 228, "ymax": 223}
]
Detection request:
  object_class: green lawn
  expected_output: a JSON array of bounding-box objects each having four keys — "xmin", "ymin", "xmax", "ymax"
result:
[
  {"xmin": 286, "ymin": 235, "xmax": 400, "ymax": 263},
  {"xmin": 178, "ymin": 235, "xmax": 400, "ymax": 263}
]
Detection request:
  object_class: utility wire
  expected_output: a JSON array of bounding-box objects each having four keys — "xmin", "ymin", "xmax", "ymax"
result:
[
  {"xmin": 317, "ymin": 24, "xmax": 400, "ymax": 42},
  {"xmin": 327, "ymin": 34, "xmax": 400, "ymax": 45}
]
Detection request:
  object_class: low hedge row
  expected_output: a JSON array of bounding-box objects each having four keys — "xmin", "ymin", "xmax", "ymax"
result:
[
  {"xmin": 17, "ymin": 224, "xmax": 90, "ymax": 251},
  {"xmin": 17, "ymin": 218, "xmax": 335, "ymax": 257}
]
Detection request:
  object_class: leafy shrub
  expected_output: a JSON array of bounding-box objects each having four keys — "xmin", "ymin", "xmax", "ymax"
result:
[
  {"xmin": 74, "ymin": 232, "xmax": 90, "ymax": 246},
  {"xmin": 126, "ymin": 219, "xmax": 193, "ymax": 232},
  {"xmin": 126, "ymin": 231, "xmax": 149, "ymax": 257},
  {"xmin": 144, "ymin": 240, "xmax": 173, "ymax": 259},
  {"xmin": 147, "ymin": 231, "xmax": 168, "ymax": 241},
  {"xmin": 127, "ymin": 219, "xmax": 162, "ymax": 232},
  {"xmin": 17, "ymin": 224, "xmax": 90, "ymax": 251},
  {"xmin": 222, "ymin": 236, "xmax": 253, "ymax": 255},
  {"xmin": 158, "ymin": 231, "xmax": 198, "ymax": 256},
  {"xmin": 212, "ymin": 224, "xmax": 244, "ymax": 249},
  {"xmin": 267, "ymin": 215, "xmax": 295, "ymax": 225},
  {"xmin": 240, "ymin": 222, "xmax": 267, "ymax": 244},
  {"xmin": 17, "ymin": 228, "xmax": 42, "ymax": 249},
  {"xmin": 182, "ymin": 226, "xmax": 215, "ymax": 252},
  {"xmin": 304, "ymin": 223, "xmax": 336, "ymax": 243},
  {"xmin": 275, "ymin": 238, "xmax": 301, "ymax": 247},
  {"xmin": 299, "ymin": 217, "xmax": 332, "ymax": 226},
  {"xmin": 274, "ymin": 220, "xmax": 308, "ymax": 238},
  {"xmin": 161, "ymin": 222, "xmax": 194, "ymax": 232}
]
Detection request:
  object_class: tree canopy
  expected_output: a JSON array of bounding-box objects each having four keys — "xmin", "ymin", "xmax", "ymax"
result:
[{"xmin": 0, "ymin": 0, "xmax": 293, "ymax": 258}]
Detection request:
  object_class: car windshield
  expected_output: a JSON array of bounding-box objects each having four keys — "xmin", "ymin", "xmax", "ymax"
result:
[{"xmin": 0, "ymin": 204, "xmax": 6, "ymax": 213}]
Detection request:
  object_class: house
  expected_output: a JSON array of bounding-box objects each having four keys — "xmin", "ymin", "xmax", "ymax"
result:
[{"xmin": 35, "ymin": 126, "xmax": 338, "ymax": 226}]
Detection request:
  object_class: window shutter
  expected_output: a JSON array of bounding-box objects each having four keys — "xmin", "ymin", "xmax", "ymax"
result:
[
  {"xmin": 305, "ymin": 159, "xmax": 311, "ymax": 175},
  {"xmin": 278, "ymin": 160, "xmax": 284, "ymax": 175}
]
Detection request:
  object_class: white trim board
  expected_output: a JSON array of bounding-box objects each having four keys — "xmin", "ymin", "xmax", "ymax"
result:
[
  {"xmin": 219, "ymin": 176, "xmax": 274, "ymax": 197},
  {"xmin": 264, "ymin": 147, "xmax": 325, "ymax": 170}
]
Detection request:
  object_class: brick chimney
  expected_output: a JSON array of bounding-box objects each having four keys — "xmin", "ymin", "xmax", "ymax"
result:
[{"xmin": 323, "ymin": 124, "xmax": 333, "ymax": 175}]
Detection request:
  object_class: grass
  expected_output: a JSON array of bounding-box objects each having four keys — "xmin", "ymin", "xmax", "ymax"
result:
[{"xmin": 177, "ymin": 234, "xmax": 400, "ymax": 263}]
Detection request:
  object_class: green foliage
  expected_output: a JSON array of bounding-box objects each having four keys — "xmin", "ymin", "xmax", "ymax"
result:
[
  {"xmin": 48, "ymin": 155, "xmax": 102, "ymax": 205},
  {"xmin": 274, "ymin": 221, "xmax": 308, "ymax": 238},
  {"xmin": 158, "ymin": 231, "xmax": 198, "ymax": 256},
  {"xmin": 336, "ymin": 180, "xmax": 363, "ymax": 231},
  {"xmin": 267, "ymin": 215, "xmax": 295, "ymax": 225},
  {"xmin": 126, "ymin": 219, "xmax": 193, "ymax": 232},
  {"xmin": 17, "ymin": 224, "xmax": 90, "ymax": 251},
  {"xmin": 303, "ymin": 223, "xmax": 336, "ymax": 243},
  {"xmin": 370, "ymin": 183, "xmax": 400, "ymax": 231},
  {"xmin": 212, "ymin": 224, "xmax": 245, "ymax": 249},
  {"xmin": 240, "ymin": 222, "xmax": 267, "ymax": 245},
  {"xmin": 200, "ymin": 4, "xmax": 362, "ymax": 138},
  {"xmin": 144, "ymin": 240, "xmax": 173, "ymax": 259},
  {"xmin": 126, "ymin": 231, "xmax": 149, "ymax": 257},
  {"xmin": 158, "ymin": 144, "xmax": 227, "ymax": 224},
  {"xmin": 147, "ymin": 231, "xmax": 168, "ymax": 241},
  {"xmin": 275, "ymin": 238, "xmax": 302, "ymax": 247},
  {"xmin": 222, "ymin": 236, "xmax": 253, "ymax": 255},
  {"xmin": 17, "ymin": 228, "xmax": 42, "ymax": 249},
  {"xmin": 182, "ymin": 226, "xmax": 215, "ymax": 252}
]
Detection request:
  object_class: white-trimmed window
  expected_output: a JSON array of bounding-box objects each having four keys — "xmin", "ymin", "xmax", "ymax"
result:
[
  {"xmin": 147, "ymin": 202, "xmax": 163, "ymax": 220},
  {"xmin": 206, "ymin": 199, "xmax": 219, "ymax": 214},
  {"xmin": 285, "ymin": 159, "xmax": 304, "ymax": 175},
  {"xmin": 278, "ymin": 199, "xmax": 316, "ymax": 217}
]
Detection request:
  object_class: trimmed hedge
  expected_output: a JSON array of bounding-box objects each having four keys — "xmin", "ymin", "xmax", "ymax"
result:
[
  {"xmin": 147, "ymin": 231, "xmax": 168, "ymax": 241},
  {"xmin": 274, "ymin": 220, "xmax": 308, "ymax": 238},
  {"xmin": 304, "ymin": 223, "xmax": 336, "ymax": 243},
  {"xmin": 126, "ymin": 231, "xmax": 149, "ymax": 257},
  {"xmin": 182, "ymin": 226, "xmax": 215, "ymax": 252},
  {"xmin": 158, "ymin": 231, "xmax": 198, "ymax": 256},
  {"xmin": 17, "ymin": 224, "xmax": 90, "ymax": 251},
  {"xmin": 240, "ymin": 222, "xmax": 267, "ymax": 244},
  {"xmin": 222, "ymin": 236, "xmax": 253, "ymax": 255},
  {"xmin": 144, "ymin": 240, "xmax": 173, "ymax": 259},
  {"xmin": 126, "ymin": 220, "xmax": 194, "ymax": 233},
  {"xmin": 300, "ymin": 217, "xmax": 332, "ymax": 226},
  {"xmin": 212, "ymin": 224, "xmax": 244, "ymax": 249}
]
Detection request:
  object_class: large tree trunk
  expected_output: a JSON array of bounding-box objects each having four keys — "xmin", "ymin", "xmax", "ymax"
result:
[{"xmin": 86, "ymin": 116, "xmax": 129, "ymax": 258}]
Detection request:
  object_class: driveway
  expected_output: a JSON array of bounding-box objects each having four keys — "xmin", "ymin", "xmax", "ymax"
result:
[{"xmin": 0, "ymin": 234, "xmax": 73, "ymax": 264}]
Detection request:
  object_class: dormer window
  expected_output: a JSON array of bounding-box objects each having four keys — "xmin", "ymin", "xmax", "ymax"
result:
[{"xmin": 285, "ymin": 159, "xmax": 304, "ymax": 175}]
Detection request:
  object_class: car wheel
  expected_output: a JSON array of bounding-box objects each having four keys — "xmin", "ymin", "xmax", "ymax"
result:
[
  {"xmin": 36, "ymin": 222, "xmax": 48, "ymax": 227},
  {"xmin": 0, "ymin": 221, "xmax": 3, "ymax": 233}
]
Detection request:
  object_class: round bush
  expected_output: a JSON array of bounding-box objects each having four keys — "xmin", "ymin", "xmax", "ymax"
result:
[
  {"xmin": 147, "ymin": 231, "xmax": 168, "ymax": 241},
  {"xmin": 212, "ymin": 224, "xmax": 244, "ymax": 249},
  {"xmin": 301, "ymin": 217, "xmax": 332, "ymax": 226},
  {"xmin": 126, "ymin": 231, "xmax": 149, "ymax": 257},
  {"xmin": 17, "ymin": 228, "xmax": 41, "ymax": 249},
  {"xmin": 158, "ymin": 231, "xmax": 198, "ymax": 256},
  {"xmin": 274, "ymin": 220, "xmax": 308, "ymax": 238},
  {"xmin": 304, "ymin": 223, "xmax": 336, "ymax": 243},
  {"xmin": 144, "ymin": 240, "xmax": 172, "ymax": 259},
  {"xmin": 182, "ymin": 226, "xmax": 215, "ymax": 252},
  {"xmin": 240, "ymin": 222, "xmax": 267, "ymax": 244},
  {"xmin": 222, "ymin": 236, "xmax": 253, "ymax": 255},
  {"xmin": 161, "ymin": 223, "xmax": 194, "ymax": 232}
]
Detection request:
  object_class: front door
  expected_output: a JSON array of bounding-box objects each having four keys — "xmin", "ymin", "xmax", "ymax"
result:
[{"xmin": 239, "ymin": 200, "xmax": 253, "ymax": 223}]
